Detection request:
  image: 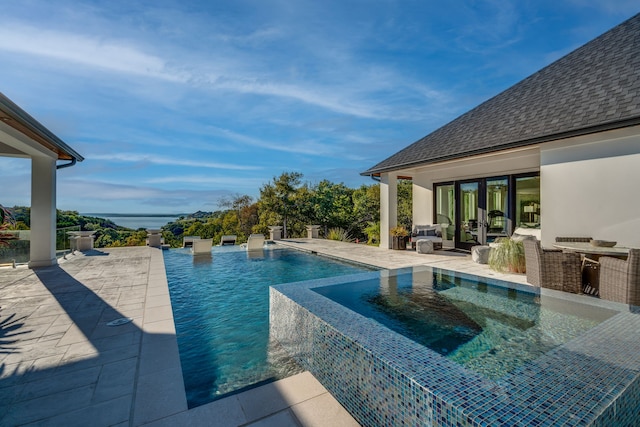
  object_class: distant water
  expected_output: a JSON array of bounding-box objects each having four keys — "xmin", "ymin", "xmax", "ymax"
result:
[{"xmin": 82, "ymin": 213, "xmax": 181, "ymax": 230}]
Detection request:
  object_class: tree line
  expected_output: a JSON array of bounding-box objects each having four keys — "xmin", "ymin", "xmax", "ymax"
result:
[
  {"xmin": 3, "ymin": 172, "xmax": 414, "ymax": 249},
  {"xmin": 168, "ymin": 172, "xmax": 413, "ymax": 247}
]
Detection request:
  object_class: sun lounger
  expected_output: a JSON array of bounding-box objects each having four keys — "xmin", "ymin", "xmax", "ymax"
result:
[
  {"xmin": 183, "ymin": 235, "xmax": 201, "ymax": 247},
  {"xmin": 220, "ymin": 235, "xmax": 237, "ymax": 245},
  {"xmin": 246, "ymin": 234, "xmax": 265, "ymax": 251},
  {"xmin": 192, "ymin": 238, "xmax": 213, "ymax": 254}
]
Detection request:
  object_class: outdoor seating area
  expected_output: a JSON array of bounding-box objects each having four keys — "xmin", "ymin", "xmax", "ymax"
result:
[
  {"xmin": 405, "ymin": 228, "xmax": 639, "ymax": 307},
  {"xmin": 410, "ymin": 224, "xmax": 443, "ymax": 250},
  {"xmin": 519, "ymin": 236, "xmax": 639, "ymax": 305}
]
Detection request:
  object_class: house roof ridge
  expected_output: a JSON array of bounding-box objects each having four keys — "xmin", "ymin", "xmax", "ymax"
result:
[{"xmin": 362, "ymin": 13, "xmax": 640, "ymax": 176}]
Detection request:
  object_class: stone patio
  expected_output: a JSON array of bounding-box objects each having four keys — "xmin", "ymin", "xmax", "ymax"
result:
[{"xmin": 0, "ymin": 241, "xmax": 527, "ymax": 426}]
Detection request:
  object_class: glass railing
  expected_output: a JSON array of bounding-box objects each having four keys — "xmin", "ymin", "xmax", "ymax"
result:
[
  {"xmin": 0, "ymin": 229, "xmax": 30, "ymax": 266},
  {"xmin": 56, "ymin": 226, "xmax": 81, "ymax": 258},
  {"xmin": 0, "ymin": 226, "xmax": 81, "ymax": 266}
]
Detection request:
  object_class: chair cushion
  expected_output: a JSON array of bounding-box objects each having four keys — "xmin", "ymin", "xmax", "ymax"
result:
[
  {"xmin": 511, "ymin": 232, "xmax": 537, "ymax": 242},
  {"xmin": 414, "ymin": 225, "xmax": 441, "ymax": 237}
]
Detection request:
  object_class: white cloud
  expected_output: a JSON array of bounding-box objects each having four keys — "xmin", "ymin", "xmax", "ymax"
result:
[
  {"xmin": 0, "ymin": 23, "xmax": 188, "ymax": 82},
  {"xmin": 204, "ymin": 126, "xmax": 337, "ymax": 156},
  {"xmin": 0, "ymin": 17, "xmax": 447, "ymax": 122},
  {"xmin": 57, "ymin": 178, "xmax": 237, "ymax": 211},
  {"xmin": 214, "ymin": 77, "xmax": 385, "ymax": 119},
  {"xmin": 145, "ymin": 175, "xmax": 265, "ymax": 187},
  {"xmin": 87, "ymin": 153, "xmax": 261, "ymax": 171}
]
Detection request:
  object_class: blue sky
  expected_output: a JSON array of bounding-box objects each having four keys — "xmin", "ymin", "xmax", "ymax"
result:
[{"xmin": 0, "ymin": 1, "xmax": 636, "ymax": 214}]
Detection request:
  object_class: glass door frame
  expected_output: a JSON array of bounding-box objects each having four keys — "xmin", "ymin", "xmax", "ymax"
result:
[
  {"xmin": 434, "ymin": 173, "xmax": 539, "ymax": 251},
  {"xmin": 455, "ymin": 179, "xmax": 486, "ymax": 251}
]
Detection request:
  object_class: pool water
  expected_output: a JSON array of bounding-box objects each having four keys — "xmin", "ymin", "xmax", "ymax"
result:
[
  {"xmin": 163, "ymin": 245, "xmax": 376, "ymax": 407},
  {"xmin": 313, "ymin": 268, "xmax": 617, "ymax": 379}
]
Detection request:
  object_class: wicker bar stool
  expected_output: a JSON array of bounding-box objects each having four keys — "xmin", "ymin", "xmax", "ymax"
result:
[
  {"xmin": 599, "ymin": 249, "xmax": 640, "ymax": 306},
  {"xmin": 555, "ymin": 236, "xmax": 599, "ymax": 295},
  {"xmin": 524, "ymin": 239, "xmax": 582, "ymax": 294}
]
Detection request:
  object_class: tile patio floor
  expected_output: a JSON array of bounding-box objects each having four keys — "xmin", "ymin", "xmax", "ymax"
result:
[{"xmin": 0, "ymin": 240, "xmax": 528, "ymax": 426}]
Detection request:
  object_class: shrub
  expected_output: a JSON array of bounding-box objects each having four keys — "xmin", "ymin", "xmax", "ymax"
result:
[
  {"xmin": 488, "ymin": 237, "xmax": 526, "ymax": 273},
  {"xmin": 364, "ymin": 221, "xmax": 380, "ymax": 245},
  {"xmin": 326, "ymin": 228, "xmax": 354, "ymax": 242},
  {"xmin": 389, "ymin": 226, "xmax": 409, "ymax": 237}
]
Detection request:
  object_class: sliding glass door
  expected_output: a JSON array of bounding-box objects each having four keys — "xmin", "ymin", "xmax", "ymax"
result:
[
  {"xmin": 435, "ymin": 174, "xmax": 537, "ymax": 251},
  {"xmin": 454, "ymin": 177, "xmax": 510, "ymax": 250},
  {"xmin": 434, "ymin": 184, "xmax": 455, "ymax": 248},
  {"xmin": 486, "ymin": 177, "xmax": 509, "ymax": 242},
  {"xmin": 458, "ymin": 181, "xmax": 481, "ymax": 251}
]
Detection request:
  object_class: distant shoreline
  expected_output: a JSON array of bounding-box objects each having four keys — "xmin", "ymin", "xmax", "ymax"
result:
[
  {"xmin": 82, "ymin": 213, "xmax": 188, "ymax": 218},
  {"xmin": 81, "ymin": 213, "xmax": 184, "ymax": 230}
]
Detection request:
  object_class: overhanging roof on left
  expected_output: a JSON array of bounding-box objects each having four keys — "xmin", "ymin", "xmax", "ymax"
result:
[{"xmin": 0, "ymin": 91, "xmax": 84, "ymax": 162}]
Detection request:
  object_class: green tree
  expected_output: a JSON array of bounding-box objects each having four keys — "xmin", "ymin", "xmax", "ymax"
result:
[
  {"xmin": 258, "ymin": 172, "xmax": 303, "ymax": 238},
  {"xmin": 397, "ymin": 180, "xmax": 413, "ymax": 231},
  {"xmin": 219, "ymin": 194, "xmax": 258, "ymax": 240},
  {"xmin": 351, "ymin": 183, "xmax": 380, "ymax": 240},
  {"xmin": 309, "ymin": 180, "xmax": 354, "ymax": 236}
]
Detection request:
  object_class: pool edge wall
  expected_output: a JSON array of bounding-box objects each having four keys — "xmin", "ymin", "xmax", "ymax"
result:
[
  {"xmin": 270, "ymin": 269, "xmax": 640, "ymax": 427},
  {"xmin": 270, "ymin": 286, "xmax": 442, "ymax": 426}
]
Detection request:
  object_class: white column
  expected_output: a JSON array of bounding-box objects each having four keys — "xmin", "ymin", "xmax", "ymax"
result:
[
  {"xmin": 29, "ymin": 155, "xmax": 57, "ymax": 268},
  {"xmin": 412, "ymin": 174, "xmax": 434, "ymax": 226},
  {"xmin": 380, "ymin": 173, "xmax": 397, "ymax": 249}
]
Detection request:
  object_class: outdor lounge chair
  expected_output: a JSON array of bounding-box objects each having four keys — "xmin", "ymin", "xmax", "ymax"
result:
[
  {"xmin": 191, "ymin": 238, "xmax": 213, "ymax": 254},
  {"xmin": 523, "ymin": 239, "xmax": 582, "ymax": 294},
  {"xmin": 246, "ymin": 234, "xmax": 265, "ymax": 251},
  {"xmin": 220, "ymin": 235, "xmax": 237, "ymax": 245},
  {"xmin": 599, "ymin": 249, "xmax": 640, "ymax": 305},
  {"xmin": 555, "ymin": 236, "xmax": 598, "ymax": 295},
  {"xmin": 183, "ymin": 235, "xmax": 200, "ymax": 248}
]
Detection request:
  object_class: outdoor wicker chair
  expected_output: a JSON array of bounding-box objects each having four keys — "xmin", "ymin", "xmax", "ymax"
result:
[
  {"xmin": 555, "ymin": 236, "xmax": 599, "ymax": 295},
  {"xmin": 599, "ymin": 249, "xmax": 640, "ymax": 306},
  {"xmin": 523, "ymin": 239, "xmax": 582, "ymax": 293}
]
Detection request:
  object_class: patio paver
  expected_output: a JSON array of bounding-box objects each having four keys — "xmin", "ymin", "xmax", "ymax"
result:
[{"xmin": 0, "ymin": 240, "xmax": 529, "ymax": 426}]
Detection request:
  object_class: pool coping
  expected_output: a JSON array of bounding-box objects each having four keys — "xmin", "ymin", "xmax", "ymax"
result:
[
  {"xmin": 136, "ymin": 246, "xmax": 360, "ymax": 426},
  {"xmin": 270, "ymin": 265, "xmax": 640, "ymax": 426}
]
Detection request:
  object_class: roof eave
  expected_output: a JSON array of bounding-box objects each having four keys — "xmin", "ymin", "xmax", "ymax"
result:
[
  {"xmin": 360, "ymin": 116, "xmax": 640, "ymax": 176},
  {"xmin": 0, "ymin": 92, "xmax": 84, "ymax": 162}
]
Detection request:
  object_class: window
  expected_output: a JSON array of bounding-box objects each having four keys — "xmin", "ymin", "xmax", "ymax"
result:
[
  {"xmin": 515, "ymin": 175, "xmax": 540, "ymax": 228},
  {"xmin": 434, "ymin": 184, "xmax": 455, "ymax": 242}
]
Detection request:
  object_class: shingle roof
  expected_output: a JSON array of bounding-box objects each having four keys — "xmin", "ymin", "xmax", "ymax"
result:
[{"xmin": 362, "ymin": 13, "xmax": 640, "ymax": 176}]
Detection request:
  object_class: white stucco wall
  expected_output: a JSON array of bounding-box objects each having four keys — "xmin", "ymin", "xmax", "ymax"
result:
[
  {"xmin": 412, "ymin": 174, "xmax": 433, "ymax": 226},
  {"xmin": 540, "ymin": 126, "xmax": 640, "ymax": 248}
]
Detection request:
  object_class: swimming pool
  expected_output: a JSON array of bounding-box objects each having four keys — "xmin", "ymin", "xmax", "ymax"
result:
[
  {"xmin": 163, "ymin": 244, "xmax": 376, "ymax": 407},
  {"xmin": 271, "ymin": 266, "xmax": 640, "ymax": 426},
  {"xmin": 313, "ymin": 268, "xmax": 616, "ymax": 380}
]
